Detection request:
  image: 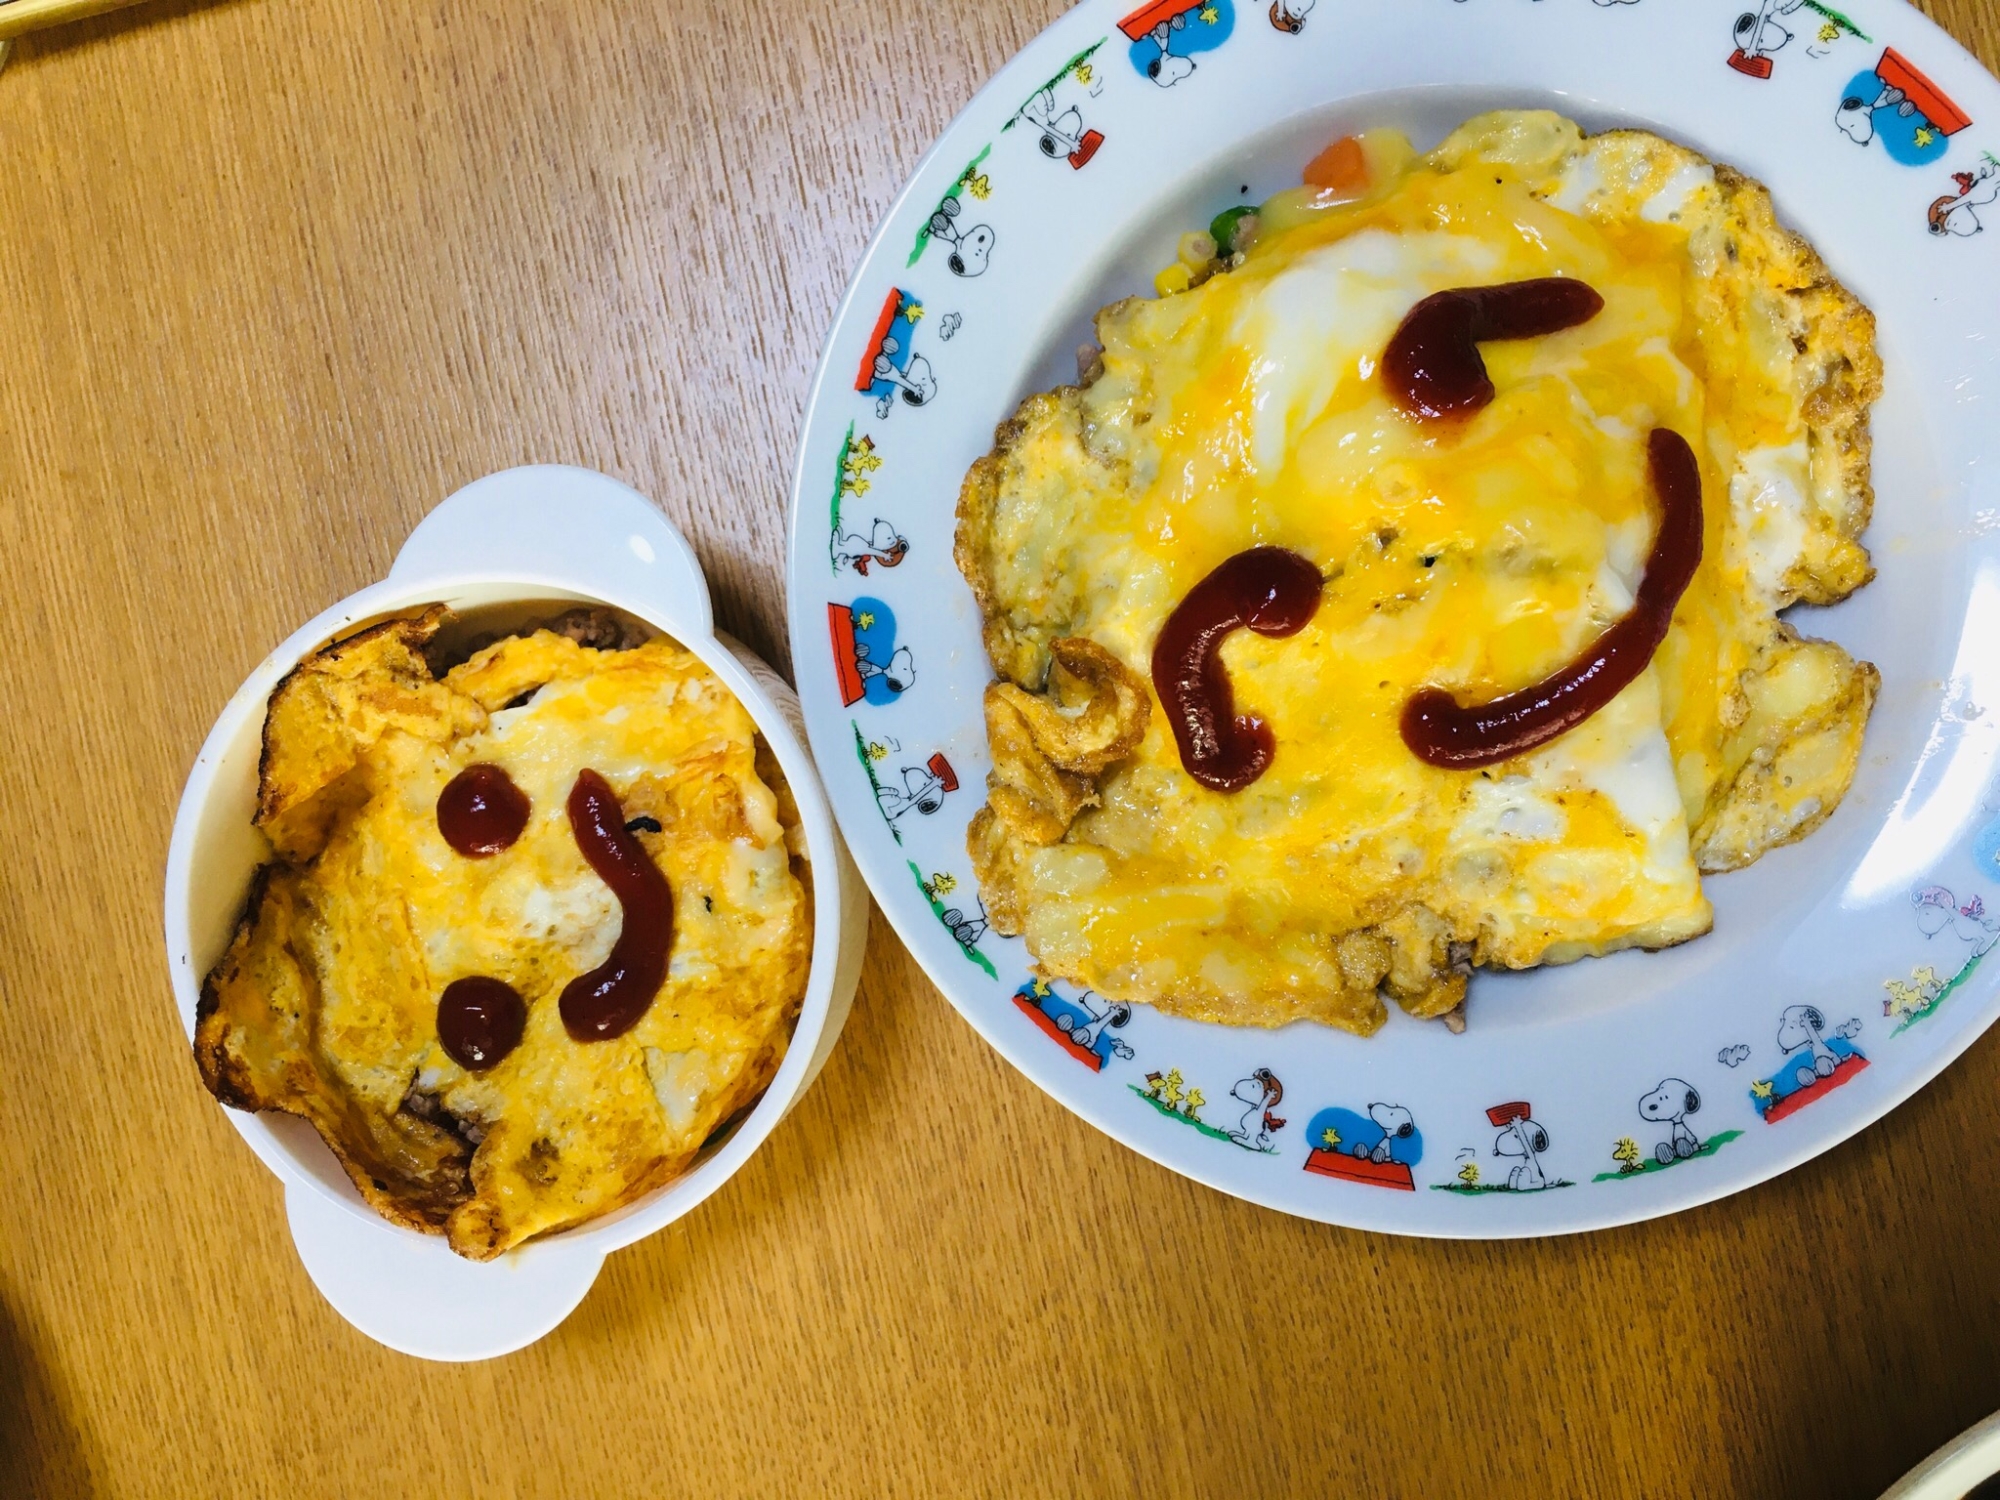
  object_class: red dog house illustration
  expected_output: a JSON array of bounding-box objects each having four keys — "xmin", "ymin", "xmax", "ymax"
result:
[
  {"xmin": 1118, "ymin": 0, "xmax": 1198, "ymax": 39},
  {"xmin": 1759, "ymin": 1052, "xmax": 1870, "ymax": 1124},
  {"xmin": 925, "ymin": 752, "xmax": 958, "ymax": 793},
  {"xmin": 1303, "ymin": 1148, "xmax": 1415, "ymax": 1191},
  {"xmin": 1877, "ymin": 46, "xmax": 1972, "ymax": 135},
  {"xmin": 829, "ymin": 603, "xmax": 864, "ymax": 706},
  {"xmin": 1012, "ymin": 992, "xmax": 1106, "ymax": 1071},
  {"xmin": 853, "ymin": 287, "xmax": 911, "ymax": 393}
]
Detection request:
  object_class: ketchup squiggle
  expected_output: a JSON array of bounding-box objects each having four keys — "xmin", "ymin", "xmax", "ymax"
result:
[
  {"xmin": 1150, "ymin": 547, "xmax": 1324, "ymax": 792},
  {"xmin": 559, "ymin": 769, "xmax": 673, "ymax": 1041},
  {"xmin": 1400, "ymin": 427, "xmax": 1704, "ymax": 768},
  {"xmin": 1384, "ymin": 277, "xmax": 1604, "ymax": 420}
]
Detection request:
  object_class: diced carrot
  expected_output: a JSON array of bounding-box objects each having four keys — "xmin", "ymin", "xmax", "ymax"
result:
[{"xmin": 1303, "ymin": 135, "xmax": 1368, "ymax": 193}]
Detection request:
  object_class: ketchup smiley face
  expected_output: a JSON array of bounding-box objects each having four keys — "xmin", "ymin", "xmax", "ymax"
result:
[
  {"xmin": 559, "ymin": 769, "xmax": 674, "ymax": 1042},
  {"xmin": 1151, "ymin": 547, "xmax": 1324, "ymax": 793}
]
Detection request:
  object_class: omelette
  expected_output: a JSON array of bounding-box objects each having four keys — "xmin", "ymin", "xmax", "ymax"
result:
[
  {"xmin": 196, "ymin": 607, "xmax": 812, "ymax": 1259},
  {"xmin": 955, "ymin": 110, "xmax": 1880, "ymax": 1036}
]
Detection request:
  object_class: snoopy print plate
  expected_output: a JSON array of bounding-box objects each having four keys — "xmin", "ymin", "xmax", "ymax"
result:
[{"xmin": 785, "ymin": 0, "xmax": 2000, "ymax": 1236}]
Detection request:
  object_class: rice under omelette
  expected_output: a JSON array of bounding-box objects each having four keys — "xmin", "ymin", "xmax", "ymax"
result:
[
  {"xmin": 196, "ymin": 607, "xmax": 812, "ymax": 1259},
  {"xmin": 955, "ymin": 110, "xmax": 1880, "ymax": 1035}
]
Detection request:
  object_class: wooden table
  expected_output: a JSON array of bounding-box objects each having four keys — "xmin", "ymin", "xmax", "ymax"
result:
[{"xmin": 4, "ymin": 1, "xmax": 1999, "ymax": 1494}]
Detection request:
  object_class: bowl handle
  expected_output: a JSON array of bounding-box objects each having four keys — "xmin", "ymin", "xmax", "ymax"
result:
[
  {"xmin": 389, "ymin": 465, "xmax": 715, "ymax": 640},
  {"xmin": 285, "ymin": 1183, "xmax": 605, "ymax": 1362}
]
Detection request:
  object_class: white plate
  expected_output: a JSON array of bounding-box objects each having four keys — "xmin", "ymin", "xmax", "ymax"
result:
[
  {"xmin": 166, "ymin": 467, "xmax": 868, "ymax": 1356},
  {"xmin": 1880, "ymin": 1406, "xmax": 2000, "ymax": 1499},
  {"xmin": 785, "ymin": 0, "xmax": 2000, "ymax": 1235}
]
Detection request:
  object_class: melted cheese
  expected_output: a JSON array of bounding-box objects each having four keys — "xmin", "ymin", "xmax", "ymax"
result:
[
  {"xmin": 1037, "ymin": 150, "xmax": 1720, "ymax": 970},
  {"xmin": 960, "ymin": 110, "xmax": 1877, "ymax": 1032}
]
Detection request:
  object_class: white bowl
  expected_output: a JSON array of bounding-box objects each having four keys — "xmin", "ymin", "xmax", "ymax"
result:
[
  {"xmin": 163, "ymin": 465, "xmax": 867, "ymax": 1361},
  {"xmin": 1880, "ymin": 1408, "xmax": 2000, "ymax": 1499}
]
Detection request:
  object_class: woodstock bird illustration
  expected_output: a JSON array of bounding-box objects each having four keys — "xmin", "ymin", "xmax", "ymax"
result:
[{"xmin": 1884, "ymin": 965, "xmax": 1945, "ymax": 1020}]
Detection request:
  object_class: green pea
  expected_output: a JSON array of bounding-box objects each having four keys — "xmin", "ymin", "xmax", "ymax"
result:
[{"xmin": 1209, "ymin": 205, "xmax": 1257, "ymax": 256}]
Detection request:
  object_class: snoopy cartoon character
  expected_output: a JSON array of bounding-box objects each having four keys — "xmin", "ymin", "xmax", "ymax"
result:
[
  {"xmin": 1015, "ymin": 981, "xmax": 1134, "ymax": 1070},
  {"xmin": 853, "ymin": 289, "xmax": 938, "ymax": 419},
  {"xmin": 926, "ymin": 196, "xmax": 995, "ymax": 278},
  {"xmin": 1751, "ymin": 1004, "xmax": 1870, "ymax": 1119},
  {"xmin": 833, "ymin": 518, "xmax": 909, "ymax": 576},
  {"xmin": 1117, "ymin": 0, "xmax": 1235, "ymax": 89},
  {"xmin": 1912, "ymin": 885, "xmax": 2000, "ymax": 953},
  {"xmin": 1638, "ymin": 1078, "xmax": 1703, "ymax": 1165},
  {"xmin": 939, "ymin": 899, "xmax": 989, "ymax": 953},
  {"xmin": 1133, "ymin": 12, "xmax": 1194, "ymax": 86},
  {"xmin": 875, "ymin": 753, "xmax": 958, "ymax": 824},
  {"xmin": 1727, "ymin": 0, "xmax": 1819, "ymax": 77},
  {"xmin": 1300, "ymin": 1102, "xmax": 1422, "ymax": 1188},
  {"xmin": 855, "ymin": 643, "xmax": 915, "ymax": 697},
  {"xmin": 830, "ymin": 597, "xmax": 915, "ymax": 707},
  {"xmin": 1776, "ymin": 1004, "xmax": 1843, "ymax": 1089},
  {"xmin": 1836, "ymin": 78, "xmax": 1919, "ymax": 145},
  {"xmin": 1268, "ymin": 0, "xmax": 1311, "ymax": 35},
  {"xmin": 1834, "ymin": 49, "xmax": 1971, "ymax": 164},
  {"xmin": 1488, "ymin": 1101, "xmax": 1552, "ymax": 1191},
  {"xmin": 866, "ymin": 340, "xmax": 935, "ymax": 419},
  {"xmin": 1930, "ymin": 160, "xmax": 2000, "ymax": 236},
  {"xmin": 1061, "ymin": 992, "xmax": 1135, "ymax": 1062},
  {"xmin": 1227, "ymin": 1069, "xmax": 1287, "ymax": 1152},
  {"xmin": 1353, "ymin": 1103, "xmax": 1416, "ymax": 1164},
  {"xmin": 1016, "ymin": 84, "xmax": 1104, "ymax": 169}
]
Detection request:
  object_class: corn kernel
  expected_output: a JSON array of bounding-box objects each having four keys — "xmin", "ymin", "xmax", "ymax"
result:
[{"xmin": 1177, "ymin": 231, "xmax": 1218, "ymax": 268}]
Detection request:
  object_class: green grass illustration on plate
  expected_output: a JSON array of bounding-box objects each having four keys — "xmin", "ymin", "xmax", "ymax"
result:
[
  {"xmin": 852, "ymin": 722, "xmax": 900, "ymax": 844},
  {"xmin": 1431, "ymin": 1179, "xmax": 1575, "ymax": 1195},
  {"xmin": 1593, "ymin": 1129, "xmax": 1743, "ymax": 1183},
  {"xmin": 907, "ymin": 144, "xmax": 993, "ymax": 265},
  {"xmin": 1886, "ymin": 949, "xmax": 1986, "ymax": 1036},
  {"xmin": 1799, "ymin": 0, "xmax": 1869, "ymax": 40},
  {"xmin": 1129, "ymin": 1080, "xmax": 1275, "ymax": 1152},
  {"xmin": 1005, "ymin": 39, "xmax": 1104, "ymax": 124},
  {"xmin": 909, "ymin": 861, "xmax": 995, "ymax": 977}
]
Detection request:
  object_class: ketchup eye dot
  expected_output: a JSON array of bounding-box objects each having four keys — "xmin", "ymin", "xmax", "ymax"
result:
[
  {"xmin": 437, "ymin": 977, "xmax": 527, "ymax": 1071},
  {"xmin": 437, "ymin": 764, "xmax": 530, "ymax": 857}
]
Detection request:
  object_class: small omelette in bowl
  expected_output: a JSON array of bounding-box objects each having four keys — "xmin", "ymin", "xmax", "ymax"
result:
[
  {"xmin": 195, "ymin": 606, "xmax": 812, "ymax": 1259},
  {"xmin": 956, "ymin": 110, "xmax": 1879, "ymax": 1036}
]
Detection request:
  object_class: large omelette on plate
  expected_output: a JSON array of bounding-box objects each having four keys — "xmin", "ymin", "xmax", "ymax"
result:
[{"xmin": 955, "ymin": 110, "xmax": 1880, "ymax": 1035}]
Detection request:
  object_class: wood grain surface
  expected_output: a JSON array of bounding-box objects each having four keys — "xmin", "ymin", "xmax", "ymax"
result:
[{"xmin": 3, "ymin": 1, "xmax": 1998, "ymax": 1495}]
